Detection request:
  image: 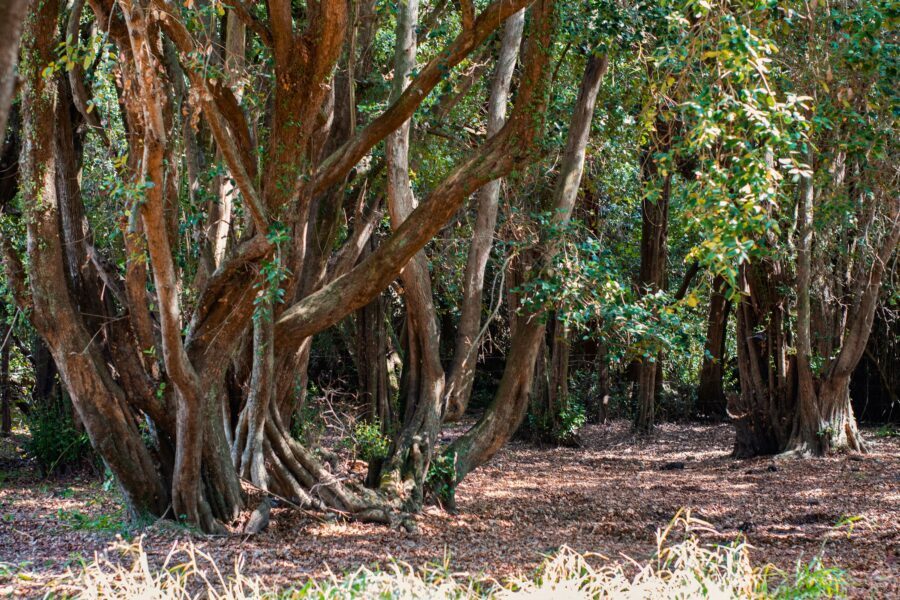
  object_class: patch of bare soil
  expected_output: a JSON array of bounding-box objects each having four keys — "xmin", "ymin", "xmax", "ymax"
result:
[{"xmin": 1, "ymin": 422, "xmax": 898, "ymax": 597}]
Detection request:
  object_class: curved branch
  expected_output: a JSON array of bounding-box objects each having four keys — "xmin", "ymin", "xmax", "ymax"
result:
[
  {"xmin": 310, "ymin": 0, "xmax": 535, "ymax": 196},
  {"xmin": 153, "ymin": 3, "xmax": 264, "ymax": 226},
  {"xmin": 831, "ymin": 199, "xmax": 900, "ymax": 379},
  {"xmin": 66, "ymin": 0, "xmax": 112, "ymax": 149},
  {"xmin": 275, "ymin": 0, "xmax": 554, "ymax": 353},
  {"xmin": 230, "ymin": 0, "xmax": 272, "ymax": 47}
]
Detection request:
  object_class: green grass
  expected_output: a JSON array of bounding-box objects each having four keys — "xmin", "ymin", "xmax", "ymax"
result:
[
  {"xmin": 873, "ymin": 424, "xmax": 899, "ymax": 439},
  {"xmin": 54, "ymin": 508, "xmax": 133, "ymax": 538}
]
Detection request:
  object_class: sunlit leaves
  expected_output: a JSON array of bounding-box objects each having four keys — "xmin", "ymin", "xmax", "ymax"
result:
[
  {"xmin": 651, "ymin": 0, "xmax": 813, "ymax": 288},
  {"xmin": 513, "ymin": 217, "xmax": 698, "ymax": 363}
]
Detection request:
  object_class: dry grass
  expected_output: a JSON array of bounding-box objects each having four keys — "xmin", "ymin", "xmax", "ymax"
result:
[
  {"xmin": 60, "ymin": 513, "xmax": 846, "ymax": 599},
  {"xmin": 502, "ymin": 517, "xmax": 758, "ymax": 599}
]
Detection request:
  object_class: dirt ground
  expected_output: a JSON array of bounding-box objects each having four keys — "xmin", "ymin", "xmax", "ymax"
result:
[{"xmin": 1, "ymin": 421, "xmax": 898, "ymax": 597}]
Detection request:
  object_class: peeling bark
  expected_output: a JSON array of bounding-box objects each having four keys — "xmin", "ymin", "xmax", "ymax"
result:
[
  {"xmin": 11, "ymin": 0, "xmax": 555, "ymax": 533},
  {"xmin": 20, "ymin": 0, "xmax": 169, "ymax": 518}
]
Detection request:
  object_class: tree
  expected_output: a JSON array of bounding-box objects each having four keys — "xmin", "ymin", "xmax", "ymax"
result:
[
  {"xmin": 444, "ymin": 51, "xmax": 609, "ymax": 501},
  {"xmin": 729, "ymin": 0, "xmax": 898, "ymax": 457},
  {"xmin": 0, "ymin": 0, "xmax": 30, "ymax": 138},
  {"xmin": 633, "ymin": 120, "xmax": 672, "ymax": 432},
  {"xmin": 4, "ymin": 0, "xmax": 556, "ymax": 531},
  {"xmin": 2, "ymin": 0, "xmax": 895, "ymax": 536},
  {"xmin": 785, "ymin": 0, "xmax": 899, "ymax": 455},
  {"xmin": 696, "ymin": 276, "xmax": 731, "ymax": 420}
]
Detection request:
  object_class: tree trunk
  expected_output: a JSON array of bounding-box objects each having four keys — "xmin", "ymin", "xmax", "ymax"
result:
[
  {"xmin": 589, "ymin": 340, "xmax": 611, "ymax": 424},
  {"xmin": 697, "ymin": 275, "xmax": 730, "ymax": 419},
  {"xmin": 1, "ymin": 322, "xmax": 10, "ymax": 435},
  {"xmin": 235, "ymin": 306, "xmax": 275, "ymax": 490},
  {"xmin": 549, "ymin": 320, "xmax": 570, "ymax": 429},
  {"xmin": 379, "ymin": 0, "xmax": 447, "ymax": 510},
  {"xmin": 786, "ymin": 149, "xmax": 824, "ymax": 455},
  {"xmin": 786, "ymin": 171, "xmax": 898, "ymax": 454},
  {"xmin": 19, "ymin": 0, "xmax": 169, "ymax": 517},
  {"xmin": 731, "ymin": 261, "xmax": 792, "ymax": 457},
  {"xmin": 7, "ymin": 0, "xmax": 551, "ymax": 533},
  {"xmin": 0, "ymin": 0, "xmax": 29, "ymax": 138},
  {"xmin": 207, "ymin": 10, "xmax": 245, "ymax": 269},
  {"xmin": 524, "ymin": 315, "xmax": 574, "ymax": 444},
  {"xmin": 444, "ymin": 52, "xmax": 608, "ymax": 501},
  {"xmin": 354, "ymin": 240, "xmax": 395, "ymax": 428},
  {"xmin": 633, "ymin": 134, "xmax": 671, "ymax": 432},
  {"xmin": 443, "ymin": 9, "xmax": 525, "ymax": 421}
]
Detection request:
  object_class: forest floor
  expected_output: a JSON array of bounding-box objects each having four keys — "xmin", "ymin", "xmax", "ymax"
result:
[{"xmin": 0, "ymin": 421, "xmax": 898, "ymax": 597}]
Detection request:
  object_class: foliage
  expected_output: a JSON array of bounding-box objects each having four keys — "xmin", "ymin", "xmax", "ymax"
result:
[
  {"xmin": 515, "ymin": 218, "xmax": 701, "ymax": 365},
  {"xmin": 24, "ymin": 402, "xmax": 93, "ymax": 476},
  {"xmin": 522, "ymin": 395, "xmax": 587, "ymax": 446},
  {"xmin": 556, "ymin": 401, "xmax": 588, "ymax": 443},
  {"xmin": 873, "ymin": 425, "xmax": 899, "ymax": 439},
  {"xmin": 1, "ymin": 0, "xmax": 896, "ymax": 542},
  {"xmin": 341, "ymin": 419, "xmax": 391, "ymax": 464},
  {"xmin": 761, "ymin": 557, "xmax": 848, "ymax": 599},
  {"xmin": 425, "ymin": 452, "xmax": 458, "ymax": 507},
  {"xmin": 656, "ymin": 1, "xmax": 812, "ymax": 287},
  {"xmin": 55, "ymin": 508, "xmax": 132, "ymax": 538}
]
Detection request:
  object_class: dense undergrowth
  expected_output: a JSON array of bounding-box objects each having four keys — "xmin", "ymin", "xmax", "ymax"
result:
[{"xmin": 62, "ymin": 514, "xmax": 847, "ymax": 599}]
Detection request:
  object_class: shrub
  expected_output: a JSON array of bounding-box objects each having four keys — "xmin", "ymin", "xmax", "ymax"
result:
[
  {"xmin": 426, "ymin": 452, "xmax": 458, "ymax": 507},
  {"xmin": 24, "ymin": 401, "xmax": 93, "ymax": 475},
  {"xmin": 342, "ymin": 419, "xmax": 390, "ymax": 463},
  {"xmin": 522, "ymin": 398, "xmax": 587, "ymax": 446},
  {"xmin": 55, "ymin": 508, "xmax": 132, "ymax": 538}
]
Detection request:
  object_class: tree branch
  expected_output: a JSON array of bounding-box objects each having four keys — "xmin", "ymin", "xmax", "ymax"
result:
[
  {"xmin": 230, "ymin": 0, "xmax": 272, "ymax": 47},
  {"xmin": 152, "ymin": 0, "xmax": 268, "ymax": 232},
  {"xmin": 0, "ymin": 233, "xmax": 31, "ymax": 313},
  {"xmin": 460, "ymin": 0, "xmax": 475, "ymax": 32},
  {"xmin": 275, "ymin": 0, "xmax": 554, "ymax": 351},
  {"xmin": 310, "ymin": 0, "xmax": 534, "ymax": 196}
]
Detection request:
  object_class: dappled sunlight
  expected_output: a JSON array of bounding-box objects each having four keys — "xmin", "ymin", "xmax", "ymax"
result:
[{"xmin": 2, "ymin": 422, "xmax": 897, "ymax": 596}]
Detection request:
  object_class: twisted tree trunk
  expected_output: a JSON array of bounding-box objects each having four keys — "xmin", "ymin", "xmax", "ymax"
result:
[
  {"xmin": 6, "ymin": 0, "xmax": 548, "ymax": 534},
  {"xmin": 19, "ymin": 0, "xmax": 169, "ymax": 517}
]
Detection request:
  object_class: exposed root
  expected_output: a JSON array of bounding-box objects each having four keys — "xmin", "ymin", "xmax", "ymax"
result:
[{"xmin": 229, "ymin": 398, "xmax": 408, "ymax": 530}]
